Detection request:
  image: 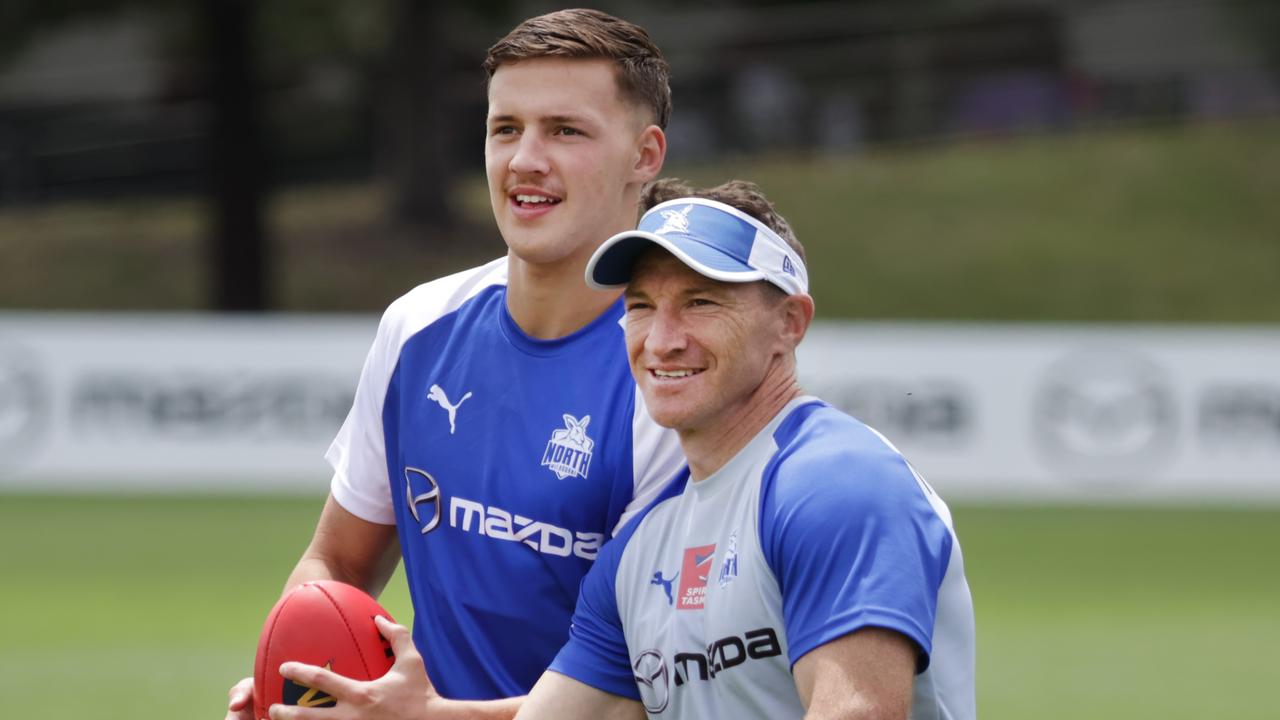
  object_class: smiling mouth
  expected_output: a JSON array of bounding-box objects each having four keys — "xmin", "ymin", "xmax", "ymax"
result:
[
  {"xmin": 512, "ymin": 194, "xmax": 562, "ymax": 209},
  {"xmin": 652, "ymin": 368, "xmax": 703, "ymax": 379}
]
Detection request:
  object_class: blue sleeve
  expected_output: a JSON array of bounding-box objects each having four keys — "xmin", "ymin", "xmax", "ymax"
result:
[
  {"xmin": 760, "ymin": 419, "xmax": 952, "ymax": 672},
  {"xmin": 547, "ymin": 529, "xmax": 641, "ymax": 700}
]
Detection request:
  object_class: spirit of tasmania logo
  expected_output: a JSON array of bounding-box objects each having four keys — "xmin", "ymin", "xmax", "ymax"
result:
[
  {"xmin": 541, "ymin": 414, "xmax": 594, "ymax": 480},
  {"xmin": 676, "ymin": 543, "xmax": 716, "ymax": 611}
]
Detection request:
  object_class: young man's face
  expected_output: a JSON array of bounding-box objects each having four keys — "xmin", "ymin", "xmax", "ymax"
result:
[
  {"xmin": 485, "ymin": 57, "xmax": 663, "ymax": 270},
  {"xmin": 623, "ymin": 250, "xmax": 792, "ymax": 435}
]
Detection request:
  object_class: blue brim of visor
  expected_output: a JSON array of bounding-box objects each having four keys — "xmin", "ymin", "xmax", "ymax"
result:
[{"xmin": 586, "ymin": 198, "xmax": 807, "ymax": 295}]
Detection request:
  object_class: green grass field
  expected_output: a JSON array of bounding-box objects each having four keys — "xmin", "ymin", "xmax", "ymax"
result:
[{"xmin": 0, "ymin": 494, "xmax": 1276, "ymax": 719}]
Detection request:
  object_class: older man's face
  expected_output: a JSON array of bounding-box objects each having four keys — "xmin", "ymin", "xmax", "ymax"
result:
[{"xmin": 623, "ymin": 250, "xmax": 790, "ymax": 434}]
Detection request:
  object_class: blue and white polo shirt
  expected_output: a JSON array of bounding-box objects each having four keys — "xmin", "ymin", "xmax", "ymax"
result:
[
  {"xmin": 326, "ymin": 257, "xmax": 685, "ymax": 700},
  {"xmin": 551, "ymin": 396, "xmax": 976, "ymax": 719}
]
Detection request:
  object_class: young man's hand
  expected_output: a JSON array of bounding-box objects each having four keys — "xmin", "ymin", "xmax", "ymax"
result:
[
  {"xmin": 266, "ymin": 616, "xmax": 441, "ymax": 720},
  {"xmin": 224, "ymin": 676, "xmax": 255, "ymax": 720}
]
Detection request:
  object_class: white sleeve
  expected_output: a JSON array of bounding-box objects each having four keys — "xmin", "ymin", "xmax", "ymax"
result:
[
  {"xmin": 324, "ymin": 259, "xmax": 509, "ymax": 525},
  {"xmin": 612, "ymin": 386, "xmax": 685, "ymax": 535},
  {"xmin": 324, "ymin": 308, "xmax": 400, "ymax": 525}
]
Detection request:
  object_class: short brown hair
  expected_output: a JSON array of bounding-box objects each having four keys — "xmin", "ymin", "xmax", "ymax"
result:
[
  {"xmin": 483, "ymin": 9, "xmax": 672, "ymax": 129},
  {"xmin": 642, "ymin": 178, "xmax": 806, "ymax": 263}
]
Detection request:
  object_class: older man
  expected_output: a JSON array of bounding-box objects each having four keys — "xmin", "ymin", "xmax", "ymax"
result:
[{"xmin": 515, "ymin": 179, "xmax": 976, "ymax": 720}]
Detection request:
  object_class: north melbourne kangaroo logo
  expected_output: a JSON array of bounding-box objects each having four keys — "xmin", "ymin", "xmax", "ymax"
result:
[
  {"xmin": 541, "ymin": 414, "xmax": 595, "ymax": 480},
  {"xmin": 655, "ymin": 204, "xmax": 694, "ymax": 235},
  {"xmin": 428, "ymin": 384, "xmax": 472, "ymax": 434},
  {"xmin": 718, "ymin": 530, "xmax": 740, "ymax": 588}
]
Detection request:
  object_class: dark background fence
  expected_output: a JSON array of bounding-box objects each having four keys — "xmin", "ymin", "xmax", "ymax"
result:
[{"xmin": 1, "ymin": 0, "xmax": 1276, "ymax": 311}]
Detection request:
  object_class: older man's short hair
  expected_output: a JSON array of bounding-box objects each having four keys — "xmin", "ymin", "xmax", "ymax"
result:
[{"xmin": 641, "ymin": 178, "xmax": 806, "ymax": 264}]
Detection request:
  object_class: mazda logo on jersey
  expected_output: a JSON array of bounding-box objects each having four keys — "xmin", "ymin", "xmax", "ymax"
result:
[
  {"xmin": 402, "ymin": 467, "xmax": 603, "ymax": 559},
  {"xmin": 632, "ymin": 649, "xmax": 669, "ymax": 713},
  {"xmin": 673, "ymin": 628, "xmax": 783, "ymax": 686},
  {"xmin": 404, "ymin": 467, "xmax": 441, "ymax": 534},
  {"xmin": 630, "ymin": 628, "xmax": 784, "ymax": 711}
]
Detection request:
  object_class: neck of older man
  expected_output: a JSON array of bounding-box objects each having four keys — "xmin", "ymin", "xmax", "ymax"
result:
[{"xmin": 680, "ymin": 357, "xmax": 804, "ymax": 481}]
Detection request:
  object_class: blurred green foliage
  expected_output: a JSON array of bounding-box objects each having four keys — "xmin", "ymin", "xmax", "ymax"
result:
[
  {"xmin": 668, "ymin": 120, "xmax": 1280, "ymax": 321},
  {"xmin": 2, "ymin": 119, "xmax": 1276, "ymax": 320}
]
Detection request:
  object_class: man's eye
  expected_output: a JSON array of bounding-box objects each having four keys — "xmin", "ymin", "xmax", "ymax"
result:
[
  {"xmin": 555, "ymin": 126, "xmax": 583, "ymax": 136},
  {"xmin": 689, "ymin": 298, "xmax": 716, "ymax": 308},
  {"xmin": 491, "ymin": 126, "xmax": 517, "ymax": 136}
]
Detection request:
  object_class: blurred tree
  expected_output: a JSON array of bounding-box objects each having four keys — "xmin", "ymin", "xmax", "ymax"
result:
[
  {"xmin": 255, "ymin": 0, "xmax": 509, "ymax": 242},
  {"xmin": 0, "ymin": 0, "xmax": 164, "ymax": 62},
  {"xmin": 0, "ymin": 0, "xmax": 271, "ymax": 310},
  {"xmin": 377, "ymin": 0, "xmax": 515, "ymax": 240},
  {"xmin": 201, "ymin": 0, "xmax": 268, "ymax": 311},
  {"xmin": 383, "ymin": 0, "xmax": 452, "ymax": 231},
  {"xmin": 0, "ymin": 0, "xmax": 490, "ymax": 308},
  {"xmin": 1226, "ymin": 0, "xmax": 1280, "ymax": 74}
]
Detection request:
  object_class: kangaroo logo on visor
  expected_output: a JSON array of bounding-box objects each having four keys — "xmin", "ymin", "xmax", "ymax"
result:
[{"xmin": 655, "ymin": 205, "xmax": 693, "ymax": 235}]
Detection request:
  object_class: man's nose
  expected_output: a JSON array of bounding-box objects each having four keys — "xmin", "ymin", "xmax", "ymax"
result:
[
  {"xmin": 644, "ymin": 307, "xmax": 688, "ymax": 356},
  {"xmin": 509, "ymin": 132, "xmax": 550, "ymax": 176}
]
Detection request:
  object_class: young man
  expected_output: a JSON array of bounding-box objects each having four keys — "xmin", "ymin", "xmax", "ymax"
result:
[
  {"xmin": 226, "ymin": 10, "xmax": 684, "ymax": 720},
  {"xmin": 515, "ymin": 179, "xmax": 977, "ymax": 719}
]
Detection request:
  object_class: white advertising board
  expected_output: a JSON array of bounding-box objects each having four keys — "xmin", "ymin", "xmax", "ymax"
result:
[
  {"xmin": 799, "ymin": 323, "xmax": 1280, "ymax": 503},
  {"xmin": 0, "ymin": 313, "xmax": 373, "ymax": 491},
  {"xmin": 1, "ymin": 314, "xmax": 1277, "ymax": 502}
]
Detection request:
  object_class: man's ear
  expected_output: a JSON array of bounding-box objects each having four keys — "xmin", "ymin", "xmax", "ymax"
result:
[
  {"xmin": 632, "ymin": 125, "xmax": 667, "ymax": 184},
  {"xmin": 779, "ymin": 292, "xmax": 815, "ymax": 350}
]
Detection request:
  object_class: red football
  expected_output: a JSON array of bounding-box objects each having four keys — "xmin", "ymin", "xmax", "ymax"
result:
[{"xmin": 253, "ymin": 580, "xmax": 396, "ymax": 718}]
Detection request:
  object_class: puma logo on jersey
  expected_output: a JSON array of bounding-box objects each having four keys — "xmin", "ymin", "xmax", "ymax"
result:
[
  {"xmin": 650, "ymin": 570, "xmax": 679, "ymax": 605},
  {"xmin": 428, "ymin": 384, "xmax": 472, "ymax": 434}
]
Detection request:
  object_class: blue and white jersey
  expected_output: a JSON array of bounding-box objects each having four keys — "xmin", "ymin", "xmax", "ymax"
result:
[
  {"xmin": 326, "ymin": 257, "xmax": 685, "ymax": 700},
  {"xmin": 551, "ymin": 396, "xmax": 976, "ymax": 719}
]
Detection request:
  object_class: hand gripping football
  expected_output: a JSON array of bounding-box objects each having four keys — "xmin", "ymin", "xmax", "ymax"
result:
[{"xmin": 253, "ymin": 580, "xmax": 396, "ymax": 718}]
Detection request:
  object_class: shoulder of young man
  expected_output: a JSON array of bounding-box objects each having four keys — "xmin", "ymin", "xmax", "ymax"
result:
[{"xmin": 376, "ymin": 256, "xmax": 508, "ymax": 339}]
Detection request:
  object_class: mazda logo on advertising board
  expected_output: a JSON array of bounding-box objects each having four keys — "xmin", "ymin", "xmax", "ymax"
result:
[
  {"xmin": 0, "ymin": 345, "xmax": 49, "ymax": 465},
  {"xmin": 812, "ymin": 379, "xmax": 972, "ymax": 446},
  {"xmin": 1033, "ymin": 349, "xmax": 1177, "ymax": 482}
]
